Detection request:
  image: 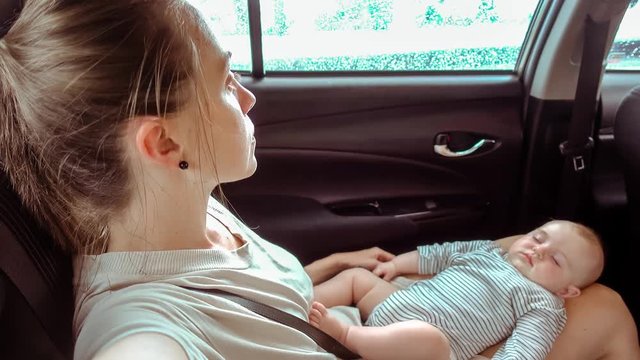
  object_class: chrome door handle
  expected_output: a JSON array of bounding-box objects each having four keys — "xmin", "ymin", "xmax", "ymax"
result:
[{"xmin": 434, "ymin": 139, "xmax": 496, "ymax": 158}]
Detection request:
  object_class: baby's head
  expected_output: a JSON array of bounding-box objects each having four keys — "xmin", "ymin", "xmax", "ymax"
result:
[{"xmin": 507, "ymin": 220, "xmax": 604, "ymax": 299}]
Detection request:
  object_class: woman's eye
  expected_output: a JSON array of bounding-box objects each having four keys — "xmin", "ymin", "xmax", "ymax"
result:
[
  {"xmin": 228, "ymin": 72, "xmax": 241, "ymax": 85},
  {"xmin": 226, "ymin": 73, "xmax": 238, "ymax": 93}
]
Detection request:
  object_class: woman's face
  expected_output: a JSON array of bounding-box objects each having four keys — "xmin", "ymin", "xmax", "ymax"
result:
[{"xmin": 188, "ymin": 30, "xmax": 257, "ymax": 185}]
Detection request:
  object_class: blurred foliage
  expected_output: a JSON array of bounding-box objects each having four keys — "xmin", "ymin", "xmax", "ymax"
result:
[
  {"xmin": 316, "ymin": 0, "xmax": 394, "ymax": 31},
  {"xmin": 264, "ymin": 0, "xmax": 292, "ymax": 35},
  {"xmin": 314, "ymin": 0, "xmax": 502, "ymax": 31},
  {"xmin": 265, "ymin": 46, "xmax": 520, "ymax": 71},
  {"xmin": 419, "ymin": 0, "xmax": 501, "ymax": 27},
  {"xmin": 220, "ymin": 0, "xmax": 508, "ymax": 35}
]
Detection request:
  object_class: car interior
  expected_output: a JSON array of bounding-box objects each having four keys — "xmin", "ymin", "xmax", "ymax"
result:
[{"xmin": 1, "ymin": 0, "xmax": 639, "ymax": 359}]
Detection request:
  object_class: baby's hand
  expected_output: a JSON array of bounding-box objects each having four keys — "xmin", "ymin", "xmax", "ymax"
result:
[{"xmin": 373, "ymin": 261, "xmax": 398, "ymax": 281}]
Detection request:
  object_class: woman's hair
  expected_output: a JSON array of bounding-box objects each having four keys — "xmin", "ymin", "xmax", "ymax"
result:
[{"xmin": 0, "ymin": 0, "xmax": 204, "ymax": 255}]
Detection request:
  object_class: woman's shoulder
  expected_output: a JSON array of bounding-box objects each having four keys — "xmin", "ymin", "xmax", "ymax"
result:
[
  {"xmin": 75, "ymin": 281, "xmax": 332, "ymax": 360},
  {"xmin": 75, "ymin": 283, "xmax": 209, "ymax": 360}
]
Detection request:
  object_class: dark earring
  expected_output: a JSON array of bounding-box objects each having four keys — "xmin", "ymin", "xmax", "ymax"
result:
[{"xmin": 179, "ymin": 160, "xmax": 189, "ymax": 170}]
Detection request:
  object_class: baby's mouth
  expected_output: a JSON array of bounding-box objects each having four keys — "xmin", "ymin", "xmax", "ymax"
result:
[{"xmin": 522, "ymin": 253, "xmax": 533, "ymax": 266}]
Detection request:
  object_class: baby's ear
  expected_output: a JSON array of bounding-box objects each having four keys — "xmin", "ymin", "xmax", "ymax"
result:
[{"xmin": 556, "ymin": 285, "xmax": 581, "ymax": 299}]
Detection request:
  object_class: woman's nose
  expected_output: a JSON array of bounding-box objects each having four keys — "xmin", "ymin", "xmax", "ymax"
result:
[{"xmin": 238, "ymin": 86, "xmax": 256, "ymax": 115}]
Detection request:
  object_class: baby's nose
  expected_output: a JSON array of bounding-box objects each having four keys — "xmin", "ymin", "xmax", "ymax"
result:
[
  {"xmin": 533, "ymin": 245, "xmax": 546, "ymax": 257},
  {"xmin": 533, "ymin": 244, "xmax": 549, "ymax": 258}
]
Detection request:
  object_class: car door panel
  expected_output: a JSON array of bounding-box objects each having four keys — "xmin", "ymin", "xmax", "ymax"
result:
[
  {"xmin": 245, "ymin": 75, "xmax": 522, "ymax": 126},
  {"xmin": 224, "ymin": 76, "xmax": 524, "ymax": 262},
  {"xmin": 226, "ymin": 149, "xmax": 487, "ymax": 263}
]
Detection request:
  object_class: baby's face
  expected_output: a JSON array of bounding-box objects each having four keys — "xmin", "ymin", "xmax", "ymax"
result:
[{"xmin": 507, "ymin": 221, "xmax": 601, "ymax": 298}]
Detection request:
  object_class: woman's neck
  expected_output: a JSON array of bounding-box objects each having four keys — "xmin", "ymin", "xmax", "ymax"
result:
[{"xmin": 107, "ymin": 181, "xmax": 220, "ymax": 252}]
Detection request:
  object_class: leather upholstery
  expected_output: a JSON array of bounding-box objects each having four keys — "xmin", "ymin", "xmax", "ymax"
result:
[
  {"xmin": 613, "ymin": 85, "xmax": 640, "ymax": 327},
  {"xmin": 615, "ymin": 86, "xmax": 640, "ymax": 210}
]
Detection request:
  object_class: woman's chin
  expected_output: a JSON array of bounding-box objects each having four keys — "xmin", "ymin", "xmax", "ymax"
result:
[
  {"xmin": 225, "ymin": 159, "xmax": 257, "ymax": 183},
  {"xmin": 246, "ymin": 157, "xmax": 258, "ymax": 177}
]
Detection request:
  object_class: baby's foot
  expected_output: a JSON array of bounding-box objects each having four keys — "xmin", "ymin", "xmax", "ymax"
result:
[{"xmin": 309, "ymin": 301, "xmax": 349, "ymax": 344}]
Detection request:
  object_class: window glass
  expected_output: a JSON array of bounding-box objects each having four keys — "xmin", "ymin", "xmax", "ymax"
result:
[
  {"xmin": 261, "ymin": 0, "xmax": 541, "ymax": 72},
  {"xmin": 607, "ymin": 1, "xmax": 640, "ymax": 70},
  {"xmin": 188, "ymin": 0, "xmax": 252, "ymax": 71}
]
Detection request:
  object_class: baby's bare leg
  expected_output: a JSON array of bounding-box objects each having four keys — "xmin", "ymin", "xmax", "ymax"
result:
[
  {"xmin": 313, "ymin": 267, "xmax": 399, "ymax": 318},
  {"xmin": 310, "ymin": 302, "xmax": 450, "ymax": 360}
]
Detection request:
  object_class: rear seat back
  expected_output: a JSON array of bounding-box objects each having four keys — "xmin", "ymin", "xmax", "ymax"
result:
[{"xmin": 0, "ymin": 170, "xmax": 73, "ymax": 359}]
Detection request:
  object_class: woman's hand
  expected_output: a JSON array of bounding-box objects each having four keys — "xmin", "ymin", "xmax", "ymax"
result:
[
  {"xmin": 336, "ymin": 247, "xmax": 395, "ymax": 271},
  {"xmin": 304, "ymin": 247, "xmax": 395, "ymax": 285}
]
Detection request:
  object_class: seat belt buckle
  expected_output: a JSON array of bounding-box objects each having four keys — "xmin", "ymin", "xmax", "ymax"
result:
[
  {"xmin": 559, "ymin": 137, "xmax": 594, "ymax": 172},
  {"xmin": 572, "ymin": 156, "xmax": 585, "ymax": 171}
]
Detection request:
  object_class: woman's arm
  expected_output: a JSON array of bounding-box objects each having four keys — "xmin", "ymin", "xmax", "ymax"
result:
[
  {"xmin": 304, "ymin": 247, "xmax": 395, "ymax": 285},
  {"xmin": 479, "ymin": 284, "xmax": 640, "ymax": 360},
  {"xmin": 94, "ymin": 333, "xmax": 188, "ymax": 360},
  {"xmin": 307, "ymin": 235, "xmax": 523, "ymax": 284}
]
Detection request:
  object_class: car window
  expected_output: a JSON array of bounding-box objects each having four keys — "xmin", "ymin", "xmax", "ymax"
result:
[
  {"xmin": 260, "ymin": 0, "xmax": 540, "ymax": 72},
  {"xmin": 191, "ymin": 0, "xmax": 541, "ymax": 73},
  {"xmin": 607, "ymin": 1, "xmax": 640, "ymax": 70}
]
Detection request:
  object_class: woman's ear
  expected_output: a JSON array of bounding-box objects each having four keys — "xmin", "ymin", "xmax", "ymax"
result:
[
  {"xmin": 133, "ymin": 117, "xmax": 182, "ymax": 168},
  {"xmin": 556, "ymin": 285, "xmax": 581, "ymax": 299}
]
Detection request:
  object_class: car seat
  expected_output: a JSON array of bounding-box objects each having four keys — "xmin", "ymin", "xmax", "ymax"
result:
[
  {"xmin": 615, "ymin": 85, "xmax": 640, "ymax": 213},
  {"xmin": 0, "ymin": 169, "xmax": 73, "ymax": 359},
  {"xmin": 613, "ymin": 85, "xmax": 640, "ymax": 322}
]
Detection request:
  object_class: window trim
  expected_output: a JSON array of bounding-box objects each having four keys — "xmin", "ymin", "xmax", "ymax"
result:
[
  {"xmin": 248, "ymin": 0, "xmax": 264, "ymax": 78},
  {"xmin": 515, "ymin": 0, "xmax": 554, "ymax": 76}
]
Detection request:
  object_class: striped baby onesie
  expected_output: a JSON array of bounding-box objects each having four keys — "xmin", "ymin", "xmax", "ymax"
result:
[{"xmin": 366, "ymin": 240, "xmax": 566, "ymax": 360}]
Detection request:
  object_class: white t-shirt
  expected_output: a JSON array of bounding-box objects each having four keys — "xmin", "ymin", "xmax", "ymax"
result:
[{"xmin": 73, "ymin": 198, "xmax": 338, "ymax": 360}]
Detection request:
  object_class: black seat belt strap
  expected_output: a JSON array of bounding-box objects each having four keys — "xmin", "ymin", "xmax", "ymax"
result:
[
  {"xmin": 557, "ymin": 16, "xmax": 610, "ymax": 218},
  {"xmin": 180, "ymin": 286, "xmax": 360, "ymax": 359}
]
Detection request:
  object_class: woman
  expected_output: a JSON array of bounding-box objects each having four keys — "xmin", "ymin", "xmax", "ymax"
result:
[{"xmin": 0, "ymin": 1, "xmax": 637, "ymax": 359}]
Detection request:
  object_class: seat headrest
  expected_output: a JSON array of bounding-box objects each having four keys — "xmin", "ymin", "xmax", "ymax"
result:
[{"xmin": 614, "ymin": 86, "xmax": 640, "ymax": 168}]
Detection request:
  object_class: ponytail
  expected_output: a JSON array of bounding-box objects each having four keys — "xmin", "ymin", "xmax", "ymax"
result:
[
  {"xmin": 0, "ymin": 0, "xmax": 197, "ymax": 255},
  {"xmin": 0, "ymin": 47, "xmax": 96, "ymax": 253}
]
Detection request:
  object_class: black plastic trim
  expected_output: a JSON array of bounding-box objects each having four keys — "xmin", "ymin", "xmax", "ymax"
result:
[{"xmin": 248, "ymin": 0, "xmax": 264, "ymax": 78}]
